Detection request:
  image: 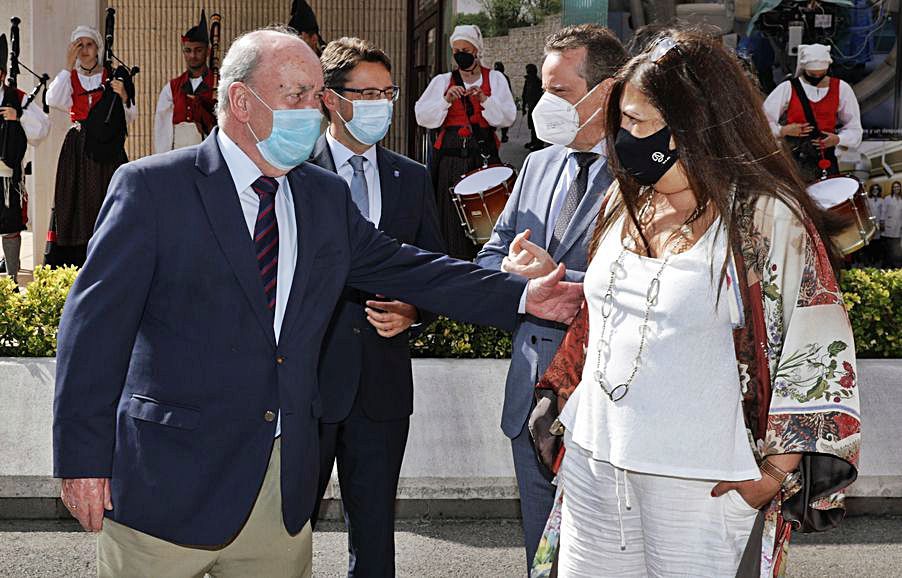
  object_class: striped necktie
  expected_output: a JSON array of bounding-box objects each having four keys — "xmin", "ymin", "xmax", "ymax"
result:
[{"xmin": 252, "ymin": 176, "xmax": 279, "ymax": 310}]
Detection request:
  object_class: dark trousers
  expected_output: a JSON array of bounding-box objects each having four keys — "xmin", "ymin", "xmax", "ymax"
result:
[
  {"xmin": 511, "ymin": 418, "xmax": 556, "ymax": 574},
  {"xmin": 312, "ymin": 392, "xmax": 410, "ymax": 578}
]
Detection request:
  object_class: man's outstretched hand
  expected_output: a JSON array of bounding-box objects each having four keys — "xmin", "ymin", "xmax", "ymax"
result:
[{"xmin": 524, "ymin": 263, "xmax": 583, "ymax": 324}]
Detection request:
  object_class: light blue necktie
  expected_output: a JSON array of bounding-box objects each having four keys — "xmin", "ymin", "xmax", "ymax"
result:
[{"xmin": 348, "ymin": 155, "xmax": 369, "ymax": 220}]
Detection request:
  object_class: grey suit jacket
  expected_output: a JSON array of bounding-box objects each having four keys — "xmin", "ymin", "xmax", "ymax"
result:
[{"xmin": 476, "ymin": 143, "xmax": 613, "ymax": 438}]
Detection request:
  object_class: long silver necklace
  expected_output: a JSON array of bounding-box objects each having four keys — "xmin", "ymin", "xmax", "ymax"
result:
[
  {"xmin": 592, "ymin": 246, "xmax": 669, "ymax": 402},
  {"xmin": 593, "ymin": 188, "xmax": 711, "ymax": 401}
]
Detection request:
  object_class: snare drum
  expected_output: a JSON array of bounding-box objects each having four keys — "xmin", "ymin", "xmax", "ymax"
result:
[
  {"xmin": 806, "ymin": 176, "xmax": 876, "ymax": 255},
  {"xmin": 451, "ymin": 164, "xmax": 517, "ymax": 245}
]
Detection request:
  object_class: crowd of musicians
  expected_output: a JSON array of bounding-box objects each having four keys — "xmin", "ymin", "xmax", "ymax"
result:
[{"xmin": 1, "ymin": 1, "xmax": 876, "ymax": 576}]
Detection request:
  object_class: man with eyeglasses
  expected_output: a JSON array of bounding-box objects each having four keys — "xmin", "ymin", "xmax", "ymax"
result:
[{"xmin": 308, "ymin": 36, "xmax": 445, "ymax": 577}]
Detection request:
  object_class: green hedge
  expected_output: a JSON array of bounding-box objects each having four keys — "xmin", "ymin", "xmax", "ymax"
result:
[
  {"xmin": 1, "ymin": 266, "xmax": 899, "ymax": 359},
  {"xmin": 0, "ymin": 266, "xmax": 78, "ymax": 357},
  {"xmin": 842, "ymin": 268, "xmax": 902, "ymax": 358}
]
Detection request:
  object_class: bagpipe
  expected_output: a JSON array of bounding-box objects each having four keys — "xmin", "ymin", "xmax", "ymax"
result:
[
  {"xmin": 82, "ymin": 7, "xmax": 140, "ymax": 161},
  {"xmin": 0, "ymin": 17, "xmax": 50, "ymax": 171},
  {"xmin": 209, "ymin": 13, "xmax": 221, "ymax": 92}
]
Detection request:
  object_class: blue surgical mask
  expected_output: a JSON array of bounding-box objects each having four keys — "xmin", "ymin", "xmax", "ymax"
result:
[
  {"xmin": 333, "ymin": 90, "xmax": 393, "ymax": 146},
  {"xmin": 245, "ymin": 85, "xmax": 323, "ymax": 170}
]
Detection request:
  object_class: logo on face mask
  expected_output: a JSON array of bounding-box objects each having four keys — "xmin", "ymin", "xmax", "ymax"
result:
[
  {"xmin": 245, "ymin": 85, "xmax": 323, "ymax": 170},
  {"xmin": 614, "ymin": 126, "xmax": 679, "ymax": 186}
]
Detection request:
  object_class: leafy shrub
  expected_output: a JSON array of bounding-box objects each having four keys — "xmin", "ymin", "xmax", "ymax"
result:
[
  {"xmin": 0, "ymin": 266, "xmax": 898, "ymax": 359},
  {"xmin": 411, "ymin": 316, "xmax": 512, "ymax": 358},
  {"xmin": 841, "ymin": 267, "xmax": 902, "ymax": 358},
  {"xmin": 0, "ymin": 266, "xmax": 78, "ymax": 357}
]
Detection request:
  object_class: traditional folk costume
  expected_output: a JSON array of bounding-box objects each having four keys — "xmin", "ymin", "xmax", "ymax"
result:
[
  {"xmin": 46, "ymin": 25, "xmax": 137, "ymax": 267},
  {"xmin": 763, "ymin": 44, "xmax": 862, "ymax": 183},
  {"xmin": 153, "ymin": 11, "xmax": 216, "ymax": 154},
  {"xmin": 532, "ymin": 186, "xmax": 861, "ymax": 578},
  {"xmin": 0, "ymin": 34, "xmax": 50, "ymax": 284},
  {"xmin": 414, "ymin": 25, "xmax": 516, "ymax": 260}
]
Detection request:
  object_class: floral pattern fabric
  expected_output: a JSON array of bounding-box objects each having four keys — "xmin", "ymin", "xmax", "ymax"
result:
[{"xmin": 531, "ymin": 191, "xmax": 861, "ymax": 578}]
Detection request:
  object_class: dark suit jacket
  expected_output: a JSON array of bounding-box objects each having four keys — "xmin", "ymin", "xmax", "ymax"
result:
[
  {"xmin": 309, "ymin": 135, "xmax": 446, "ymax": 423},
  {"xmin": 52, "ymin": 129, "xmax": 525, "ymax": 546}
]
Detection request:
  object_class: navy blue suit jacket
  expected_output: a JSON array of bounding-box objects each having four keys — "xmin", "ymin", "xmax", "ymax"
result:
[
  {"xmin": 309, "ymin": 136, "xmax": 446, "ymax": 423},
  {"xmin": 52, "ymin": 130, "xmax": 525, "ymax": 546}
]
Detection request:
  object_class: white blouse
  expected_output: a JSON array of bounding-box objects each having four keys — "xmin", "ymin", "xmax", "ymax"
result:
[
  {"xmin": 414, "ymin": 69, "xmax": 516, "ymax": 130},
  {"xmin": 559, "ymin": 215, "xmax": 761, "ymax": 482},
  {"xmin": 47, "ymin": 69, "xmax": 138, "ymax": 124}
]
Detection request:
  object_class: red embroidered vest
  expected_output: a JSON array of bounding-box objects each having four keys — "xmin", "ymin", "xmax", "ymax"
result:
[
  {"xmin": 169, "ymin": 69, "xmax": 216, "ymax": 132},
  {"xmin": 69, "ymin": 69, "xmax": 107, "ymax": 122},
  {"xmin": 787, "ymin": 77, "xmax": 840, "ymax": 134},
  {"xmin": 435, "ymin": 66, "xmax": 495, "ymax": 149}
]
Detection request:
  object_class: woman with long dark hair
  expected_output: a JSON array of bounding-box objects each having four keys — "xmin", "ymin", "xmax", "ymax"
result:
[{"xmin": 530, "ymin": 31, "xmax": 860, "ymax": 578}]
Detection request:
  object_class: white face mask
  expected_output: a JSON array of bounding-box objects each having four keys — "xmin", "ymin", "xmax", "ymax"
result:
[{"xmin": 530, "ymin": 89, "xmax": 602, "ymax": 146}]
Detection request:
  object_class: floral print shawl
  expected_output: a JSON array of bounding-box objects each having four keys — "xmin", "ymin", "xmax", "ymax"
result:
[{"xmin": 531, "ymin": 189, "xmax": 861, "ymax": 578}]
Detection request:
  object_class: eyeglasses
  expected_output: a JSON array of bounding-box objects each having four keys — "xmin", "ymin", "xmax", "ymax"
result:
[{"xmin": 329, "ymin": 85, "xmax": 400, "ymax": 102}]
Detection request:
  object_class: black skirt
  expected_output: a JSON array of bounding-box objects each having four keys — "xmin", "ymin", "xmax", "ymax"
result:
[
  {"xmin": 53, "ymin": 125, "xmax": 126, "ymax": 246},
  {"xmin": 0, "ymin": 169, "xmax": 25, "ymax": 235}
]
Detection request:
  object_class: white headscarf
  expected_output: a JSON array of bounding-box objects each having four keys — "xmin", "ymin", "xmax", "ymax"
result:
[
  {"xmin": 70, "ymin": 25, "xmax": 103, "ymax": 68},
  {"xmin": 796, "ymin": 44, "xmax": 832, "ymax": 75},
  {"xmin": 450, "ymin": 25, "xmax": 484, "ymax": 55}
]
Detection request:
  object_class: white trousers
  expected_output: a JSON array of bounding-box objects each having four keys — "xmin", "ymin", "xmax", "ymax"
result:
[{"xmin": 558, "ymin": 439, "xmax": 759, "ymax": 578}]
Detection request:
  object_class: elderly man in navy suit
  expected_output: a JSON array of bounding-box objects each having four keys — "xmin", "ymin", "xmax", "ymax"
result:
[
  {"xmin": 476, "ymin": 24, "xmax": 627, "ymax": 570},
  {"xmin": 52, "ymin": 27, "xmax": 581, "ymax": 577},
  {"xmin": 308, "ymin": 37, "xmax": 445, "ymax": 576}
]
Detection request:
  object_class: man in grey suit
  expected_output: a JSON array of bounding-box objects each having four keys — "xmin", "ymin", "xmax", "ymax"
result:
[{"xmin": 475, "ymin": 24, "xmax": 627, "ymax": 569}]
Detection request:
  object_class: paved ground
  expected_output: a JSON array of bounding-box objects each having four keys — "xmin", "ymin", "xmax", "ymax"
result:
[{"xmin": 1, "ymin": 516, "xmax": 900, "ymax": 577}]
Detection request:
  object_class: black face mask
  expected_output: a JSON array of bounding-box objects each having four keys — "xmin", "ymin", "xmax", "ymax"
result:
[
  {"xmin": 802, "ymin": 72, "xmax": 827, "ymax": 85},
  {"xmin": 453, "ymin": 51, "xmax": 477, "ymax": 71},
  {"xmin": 614, "ymin": 126, "xmax": 679, "ymax": 186}
]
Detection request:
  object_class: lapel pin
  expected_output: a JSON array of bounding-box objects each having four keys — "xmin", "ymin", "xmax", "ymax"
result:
[{"xmin": 393, "ymin": 170, "xmax": 400, "ymax": 178}]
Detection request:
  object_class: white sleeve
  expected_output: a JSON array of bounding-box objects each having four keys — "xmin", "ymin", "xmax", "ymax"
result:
[
  {"xmin": 835, "ymin": 81, "xmax": 862, "ymax": 150},
  {"xmin": 481, "ymin": 70, "xmax": 517, "ymax": 129},
  {"xmin": 46, "ymin": 69, "xmax": 73, "ymax": 112},
  {"xmin": 414, "ymin": 74, "xmax": 452, "ymax": 129},
  {"xmin": 762, "ymin": 81, "xmax": 792, "ymax": 138},
  {"xmin": 153, "ymin": 83, "xmax": 174, "ymax": 154},
  {"xmin": 123, "ymin": 97, "xmax": 138, "ymax": 124},
  {"xmin": 18, "ymin": 94, "xmax": 50, "ymax": 144}
]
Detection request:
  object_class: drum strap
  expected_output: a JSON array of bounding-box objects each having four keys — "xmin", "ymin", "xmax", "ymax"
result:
[
  {"xmin": 789, "ymin": 78, "xmax": 822, "ymax": 139},
  {"xmin": 451, "ymin": 69, "xmax": 476, "ymax": 121}
]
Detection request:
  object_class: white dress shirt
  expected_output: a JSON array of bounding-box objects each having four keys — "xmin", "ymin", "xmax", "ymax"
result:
[
  {"xmin": 414, "ymin": 69, "xmax": 517, "ymax": 130},
  {"xmin": 47, "ymin": 69, "xmax": 139, "ymax": 124},
  {"xmin": 546, "ymin": 142, "xmax": 608, "ymax": 247},
  {"xmin": 762, "ymin": 78, "xmax": 862, "ymax": 149},
  {"xmin": 325, "ymin": 128, "xmax": 382, "ymax": 227},
  {"xmin": 217, "ymin": 130, "xmax": 298, "ymax": 436},
  {"xmin": 153, "ymin": 76, "xmax": 206, "ymax": 154}
]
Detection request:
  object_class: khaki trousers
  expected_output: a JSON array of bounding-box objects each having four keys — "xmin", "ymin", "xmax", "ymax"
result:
[{"xmin": 97, "ymin": 439, "xmax": 312, "ymax": 578}]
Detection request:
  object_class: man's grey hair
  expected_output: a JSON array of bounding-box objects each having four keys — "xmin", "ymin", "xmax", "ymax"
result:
[{"xmin": 216, "ymin": 26, "xmax": 300, "ymax": 118}]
